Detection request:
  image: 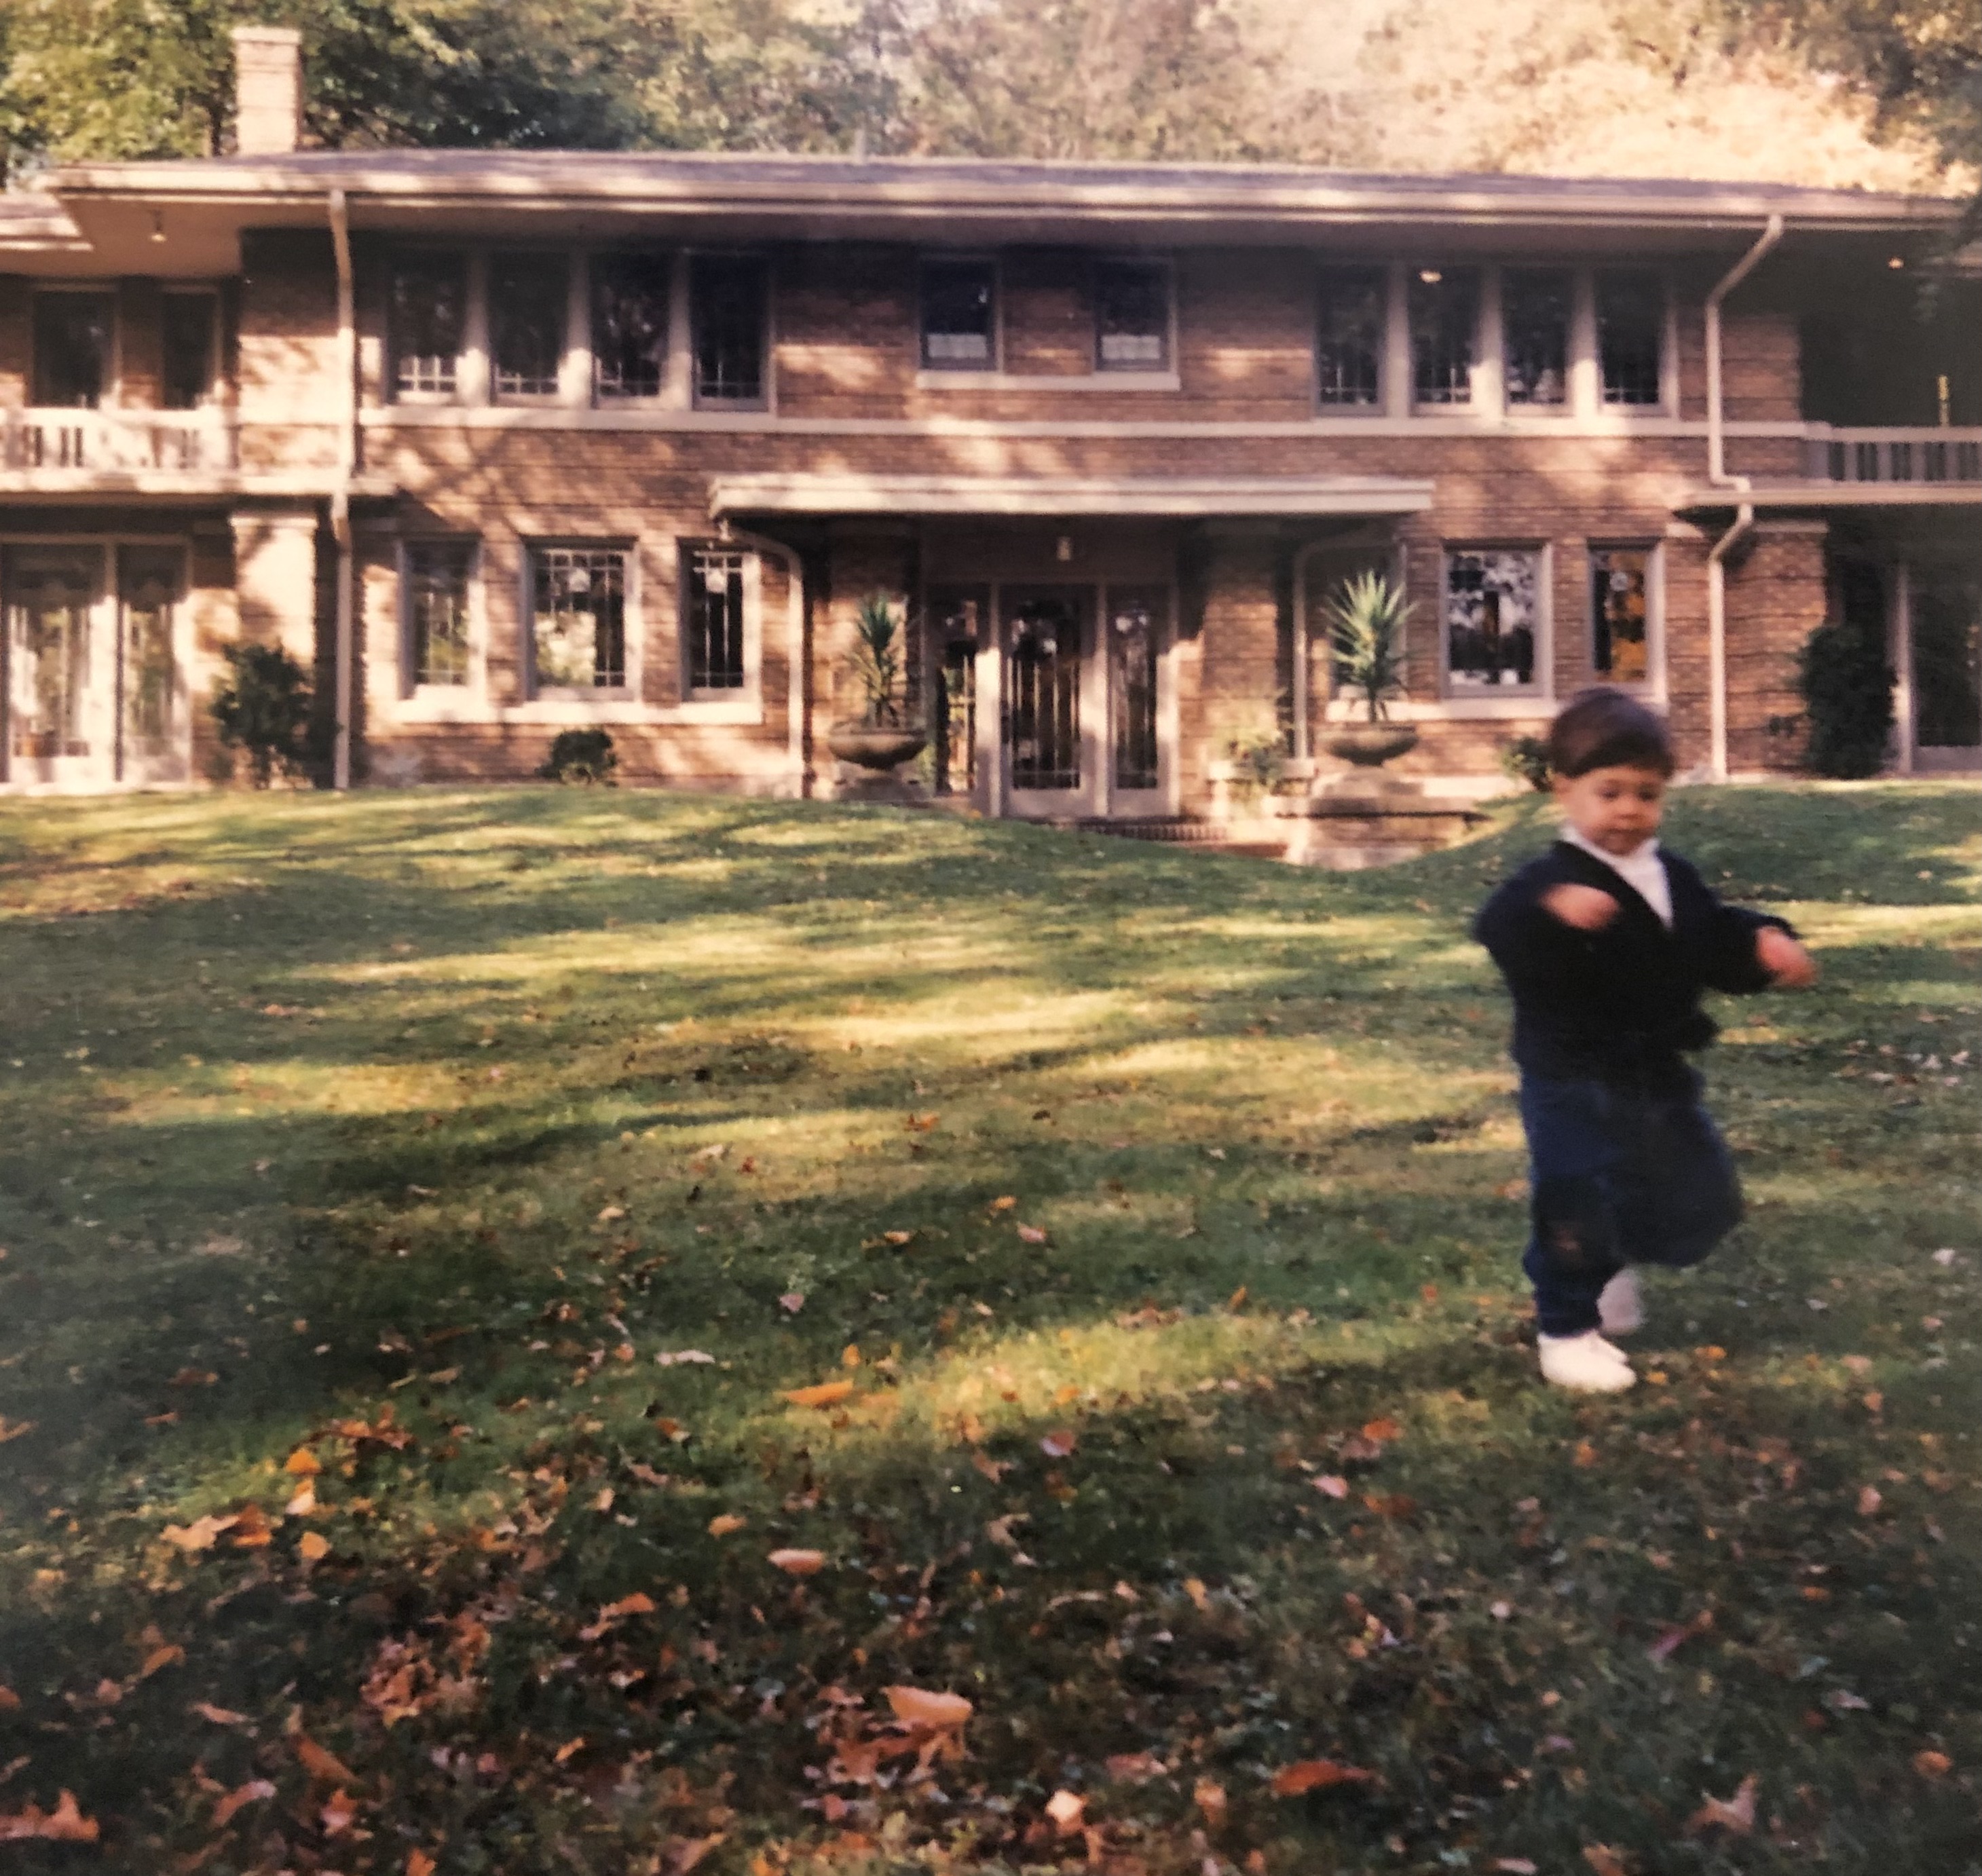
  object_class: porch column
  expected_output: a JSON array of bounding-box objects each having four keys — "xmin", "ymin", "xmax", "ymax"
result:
[
  {"xmin": 1890, "ymin": 559, "xmax": 1915, "ymax": 775},
  {"xmin": 1191, "ymin": 528, "xmax": 1281, "ymax": 812}
]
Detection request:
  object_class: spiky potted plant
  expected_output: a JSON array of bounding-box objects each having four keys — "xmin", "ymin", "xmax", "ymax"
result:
[
  {"xmin": 1322, "ymin": 571, "xmax": 1419, "ymax": 767},
  {"xmin": 827, "ymin": 593, "xmax": 929, "ymax": 772}
]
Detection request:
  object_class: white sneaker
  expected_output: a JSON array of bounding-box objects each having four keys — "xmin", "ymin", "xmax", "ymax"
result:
[
  {"xmin": 1537, "ymin": 1330, "xmax": 1637, "ymax": 1393},
  {"xmin": 1598, "ymin": 1269, "xmax": 1643, "ymax": 1336}
]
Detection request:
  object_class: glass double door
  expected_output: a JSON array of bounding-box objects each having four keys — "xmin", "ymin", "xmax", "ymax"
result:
[
  {"xmin": 1001, "ymin": 584, "xmax": 1167, "ymax": 819},
  {"xmin": 3, "ymin": 544, "xmax": 186, "ymax": 788},
  {"xmin": 1911, "ymin": 571, "xmax": 1982, "ymax": 770}
]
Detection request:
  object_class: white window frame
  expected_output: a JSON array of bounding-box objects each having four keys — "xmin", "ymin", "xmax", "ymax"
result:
[
  {"xmin": 678, "ymin": 541, "xmax": 762, "ymax": 705},
  {"xmin": 687, "ymin": 250, "xmax": 774, "ymax": 413},
  {"xmin": 1499, "ymin": 263, "xmax": 1576, "ymax": 420},
  {"xmin": 1593, "ymin": 266, "xmax": 1678, "ymax": 419},
  {"xmin": 1313, "ymin": 261, "xmax": 1391, "ymax": 417},
  {"xmin": 1586, "ymin": 540, "xmax": 1666, "ymax": 701},
  {"xmin": 387, "ymin": 249, "xmax": 472, "ymax": 406},
  {"xmin": 1439, "ymin": 542, "xmax": 1554, "ymax": 710},
  {"xmin": 398, "ymin": 536, "xmax": 483, "ymax": 699},
  {"xmin": 485, "ymin": 248, "xmax": 574, "ymax": 408},
  {"xmin": 1406, "ymin": 265, "xmax": 1486, "ymax": 415},
  {"xmin": 586, "ymin": 246, "xmax": 675, "ymax": 409},
  {"xmin": 522, "ymin": 540, "xmax": 639, "ymax": 702},
  {"xmin": 1091, "ymin": 255, "xmax": 1176, "ymax": 375}
]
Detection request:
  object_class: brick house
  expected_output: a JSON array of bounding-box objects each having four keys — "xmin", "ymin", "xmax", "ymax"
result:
[{"xmin": 1, "ymin": 29, "xmax": 1977, "ymax": 806}]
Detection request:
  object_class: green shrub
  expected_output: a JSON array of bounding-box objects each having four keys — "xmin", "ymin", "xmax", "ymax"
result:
[
  {"xmin": 1797, "ymin": 618, "xmax": 1894, "ymax": 779},
  {"xmin": 211, "ymin": 643, "xmax": 314, "ymax": 789},
  {"xmin": 540, "ymin": 728, "xmax": 618, "ymax": 785},
  {"xmin": 1500, "ymin": 734, "xmax": 1552, "ymax": 793}
]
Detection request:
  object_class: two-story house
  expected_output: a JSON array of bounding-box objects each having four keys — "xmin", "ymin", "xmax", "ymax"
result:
[{"xmin": 2, "ymin": 28, "xmax": 1977, "ymax": 804}]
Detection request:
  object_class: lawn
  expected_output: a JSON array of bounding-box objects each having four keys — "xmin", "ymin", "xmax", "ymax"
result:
[{"xmin": 0, "ymin": 781, "xmax": 1976, "ymax": 1876}]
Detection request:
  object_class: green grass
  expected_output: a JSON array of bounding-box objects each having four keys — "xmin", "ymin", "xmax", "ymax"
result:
[{"xmin": 0, "ymin": 781, "xmax": 1977, "ymax": 1876}]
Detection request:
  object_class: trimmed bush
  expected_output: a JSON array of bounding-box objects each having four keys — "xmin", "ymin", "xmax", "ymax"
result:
[
  {"xmin": 211, "ymin": 643, "xmax": 314, "ymax": 788},
  {"xmin": 540, "ymin": 728, "xmax": 618, "ymax": 785},
  {"xmin": 1797, "ymin": 618, "xmax": 1894, "ymax": 779}
]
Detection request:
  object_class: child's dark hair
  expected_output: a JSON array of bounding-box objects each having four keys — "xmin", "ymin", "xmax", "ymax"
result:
[{"xmin": 1546, "ymin": 688, "xmax": 1675, "ymax": 779}]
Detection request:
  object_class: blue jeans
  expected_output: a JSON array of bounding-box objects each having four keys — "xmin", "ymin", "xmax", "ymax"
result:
[{"xmin": 1518, "ymin": 1073, "xmax": 1742, "ymax": 1338}]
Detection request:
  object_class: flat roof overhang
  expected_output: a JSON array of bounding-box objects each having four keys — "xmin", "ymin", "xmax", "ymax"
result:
[
  {"xmin": 1675, "ymin": 484, "xmax": 1982, "ymax": 514},
  {"xmin": 708, "ymin": 472, "xmax": 1437, "ymax": 521},
  {"xmin": 29, "ymin": 152, "xmax": 1977, "ymax": 278},
  {"xmin": 0, "ymin": 471, "xmax": 398, "ymax": 504}
]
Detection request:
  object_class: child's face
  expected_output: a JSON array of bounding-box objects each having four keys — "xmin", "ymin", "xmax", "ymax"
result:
[{"xmin": 1553, "ymin": 763, "xmax": 1667, "ymax": 856}]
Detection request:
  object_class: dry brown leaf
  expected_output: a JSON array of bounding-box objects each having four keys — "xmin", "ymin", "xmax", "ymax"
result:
[
  {"xmin": 299, "ymin": 1531, "xmax": 331, "ymax": 1562},
  {"xmin": 768, "ymin": 1548, "xmax": 827, "ymax": 1575},
  {"xmin": 779, "ymin": 1292, "xmax": 806, "ymax": 1314},
  {"xmin": 284, "ymin": 1482, "xmax": 317, "ymax": 1517},
  {"xmin": 212, "ymin": 1780, "xmax": 276, "ymax": 1829},
  {"xmin": 1193, "ymin": 1777, "xmax": 1228, "ymax": 1826},
  {"xmin": 161, "ymin": 1514, "xmax": 236, "ymax": 1552},
  {"xmin": 783, "ymin": 1381, "xmax": 856, "ymax": 1410},
  {"xmin": 168, "ymin": 1368, "xmax": 218, "ymax": 1388},
  {"xmin": 1914, "ymin": 1750, "xmax": 1953, "ymax": 1778},
  {"xmin": 407, "ymin": 1853, "xmax": 438, "ymax": 1876},
  {"xmin": 1271, "ymin": 1760, "xmax": 1376, "ymax": 1797},
  {"xmin": 0, "ymin": 1418, "xmax": 35, "ymax": 1445},
  {"xmin": 284, "ymin": 1448, "xmax": 322, "ymax": 1476},
  {"xmin": 296, "ymin": 1735, "xmax": 358, "ymax": 1786},
  {"xmin": 1687, "ymin": 1774, "xmax": 1758, "ymax": 1835},
  {"xmin": 842, "ymin": 1343, "xmax": 862, "ymax": 1368},
  {"xmin": 229, "ymin": 1503, "xmax": 273, "ymax": 1549},
  {"xmin": 189, "ymin": 1701, "xmax": 250, "ymax": 1727},
  {"xmin": 553, "ymin": 1737, "xmax": 586, "ymax": 1765},
  {"xmin": 1184, "ymin": 1577, "xmax": 1211, "ymax": 1613},
  {"xmin": 1016, "ymin": 1224, "xmax": 1048, "ymax": 1244},
  {"xmin": 1361, "ymin": 1417, "xmax": 1402, "ymax": 1442},
  {"xmin": 884, "ymin": 1685, "xmax": 972, "ymax": 1730},
  {"xmin": 321, "ymin": 1788, "xmax": 358, "ymax": 1837},
  {"xmin": 707, "ymin": 1514, "xmax": 747, "ymax": 1537},
  {"xmin": 1582, "ymin": 1847, "xmax": 1628, "ymax": 1876},
  {"xmin": 0, "ymin": 1790, "xmax": 99, "ymax": 1842},
  {"xmin": 1313, "ymin": 1474, "xmax": 1350, "ymax": 1499},
  {"xmin": 989, "ymin": 1195, "xmax": 1017, "ymax": 1213},
  {"xmin": 1045, "ymin": 1790, "xmax": 1085, "ymax": 1834},
  {"xmin": 0, "ymin": 1688, "xmax": 18, "ymax": 1710},
  {"xmin": 139, "ymin": 1643, "xmax": 184, "ymax": 1680},
  {"xmin": 663, "ymin": 1833, "xmax": 726, "ymax": 1875},
  {"xmin": 1104, "ymin": 1752, "xmax": 1166, "ymax": 1782},
  {"xmin": 1857, "ymin": 1486, "xmax": 1884, "ymax": 1517},
  {"xmin": 1039, "ymin": 1428, "xmax": 1078, "ymax": 1459}
]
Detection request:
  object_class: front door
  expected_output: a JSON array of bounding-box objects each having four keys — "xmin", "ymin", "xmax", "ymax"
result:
[
  {"xmin": 1004, "ymin": 586, "xmax": 1096, "ymax": 818},
  {"xmin": 1912, "ymin": 571, "xmax": 1982, "ymax": 772},
  {"xmin": 2, "ymin": 543, "xmax": 189, "ymax": 790},
  {"xmin": 1105, "ymin": 584, "xmax": 1169, "ymax": 817}
]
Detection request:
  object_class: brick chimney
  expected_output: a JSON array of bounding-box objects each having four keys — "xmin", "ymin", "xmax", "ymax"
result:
[{"xmin": 232, "ymin": 26, "xmax": 303, "ymax": 156}]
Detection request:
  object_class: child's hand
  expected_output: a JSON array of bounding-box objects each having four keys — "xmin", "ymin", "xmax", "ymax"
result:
[
  {"xmin": 1542, "ymin": 884, "xmax": 1620, "ymax": 931},
  {"xmin": 1757, "ymin": 926, "xmax": 1818, "ymax": 988}
]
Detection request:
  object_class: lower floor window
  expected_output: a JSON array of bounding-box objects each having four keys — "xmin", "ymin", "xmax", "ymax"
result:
[
  {"xmin": 1590, "ymin": 547, "xmax": 1651, "ymax": 684},
  {"xmin": 684, "ymin": 547, "xmax": 747, "ymax": 694},
  {"xmin": 405, "ymin": 540, "xmax": 475, "ymax": 688},
  {"xmin": 1446, "ymin": 549, "xmax": 1541, "ymax": 692},
  {"xmin": 531, "ymin": 546, "xmax": 627, "ymax": 692}
]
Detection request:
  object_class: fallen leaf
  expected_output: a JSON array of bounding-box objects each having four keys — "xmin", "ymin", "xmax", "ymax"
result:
[
  {"xmin": 989, "ymin": 1195, "xmax": 1017, "ymax": 1212},
  {"xmin": 212, "ymin": 1780, "xmax": 276, "ymax": 1828},
  {"xmin": 296, "ymin": 1736, "xmax": 358, "ymax": 1786},
  {"xmin": 768, "ymin": 1548, "xmax": 827, "ymax": 1575},
  {"xmin": 0, "ymin": 1688, "xmax": 17, "ymax": 1711},
  {"xmin": 905, "ymin": 1112, "xmax": 940, "ymax": 1131},
  {"xmin": 162, "ymin": 1514, "xmax": 237, "ymax": 1552},
  {"xmin": 1687, "ymin": 1774, "xmax": 1759, "ymax": 1835},
  {"xmin": 1648, "ymin": 1611, "xmax": 1713, "ymax": 1662},
  {"xmin": 783, "ymin": 1381, "xmax": 856, "ymax": 1410},
  {"xmin": 1914, "ymin": 1750, "xmax": 1952, "ymax": 1778},
  {"xmin": 1184, "ymin": 1577, "xmax": 1211, "ymax": 1613},
  {"xmin": 779, "ymin": 1292, "xmax": 806, "ymax": 1315},
  {"xmin": 654, "ymin": 1349, "xmax": 716, "ymax": 1367},
  {"xmin": 284, "ymin": 1448, "xmax": 322, "ymax": 1476},
  {"xmin": 299, "ymin": 1531, "xmax": 331, "ymax": 1562},
  {"xmin": 1582, "ymin": 1848, "xmax": 1627, "ymax": 1876},
  {"xmin": 1045, "ymin": 1790, "xmax": 1085, "ymax": 1834},
  {"xmin": 407, "ymin": 1853, "xmax": 438, "ymax": 1876},
  {"xmin": 1105, "ymin": 1752, "xmax": 1166, "ymax": 1782},
  {"xmin": 986, "ymin": 1514, "xmax": 1030, "ymax": 1550},
  {"xmin": 168, "ymin": 1368, "xmax": 218, "ymax": 1388},
  {"xmin": 190, "ymin": 1701, "xmax": 250, "ymax": 1727},
  {"xmin": 603, "ymin": 1592, "xmax": 657, "ymax": 1618},
  {"xmin": 554, "ymin": 1737, "xmax": 586, "ymax": 1765},
  {"xmin": 1360, "ymin": 1417, "xmax": 1402, "ymax": 1442},
  {"xmin": 285, "ymin": 1482, "xmax": 317, "ymax": 1516},
  {"xmin": 139, "ymin": 1643, "xmax": 184, "ymax": 1679},
  {"xmin": 1016, "ymin": 1224, "xmax": 1048, "ymax": 1245},
  {"xmin": 1271, "ymin": 1760, "xmax": 1376, "ymax": 1796},
  {"xmin": 1857, "ymin": 1486, "xmax": 1883, "ymax": 1517},
  {"xmin": 882, "ymin": 1230, "xmax": 914, "ymax": 1245},
  {"xmin": 708, "ymin": 1514, "xmax": 747, "ymax": 1537},
  {"xmin": 0, "ymin": 1790, "xmax": 98, "ymax": 1841},
  {"xmin": 0, "ymin": 1419, "xmax": 39, "ymax": 1444},
  {"xmin": 883, "ymin": 1686, "xmax": 972, "ymax": 1730},
  {"xmin": 1312, "ymin": 1474, "xmax": 1350, "ymax": 1499},
  {"xmin": 842, "ymin": 1343, "xmax": 862, "ymax": 1368},
  {"xmin": 1495, "ymin": 1862, "xmax": 1539, "ymax": 1875},
  {"xmin": 229, "ymin": 1503, "xmax": 273, "ymax": 1548},
  {"xmin": 1039, "ymin": 1428, "xmax": 1078, "ymax": 1459},
  {"xmin": 1193, "ymin": 1777, "xmax": 1228, "ymax": 1826}
]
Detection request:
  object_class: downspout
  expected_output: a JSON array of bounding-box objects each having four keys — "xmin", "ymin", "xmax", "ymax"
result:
[
  {"xmin": 329, "ymin": 187, "xmax": 356, "ymax": 792},
  {"xmin": 1703, "ymin": 213, "xmax": 1784, "ymax": 782}
]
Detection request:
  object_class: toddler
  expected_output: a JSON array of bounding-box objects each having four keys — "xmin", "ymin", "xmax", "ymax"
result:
[{"xmin": 1473, "ymin": 689, "xmax": 1817, "ymax": 1391}]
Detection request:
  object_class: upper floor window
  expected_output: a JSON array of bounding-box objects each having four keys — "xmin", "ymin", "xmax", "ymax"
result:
[
  {"xmin": 1598, "ymin": 269, "xmax": 1665, "ymax": 407},
  {"xmin": 161, "ymin": 293, "xmax": 218, "ymax": 411},
  {"xmin": 921, "ymin": 259, "xmax": 996, "ymax": 370},
  {"xmin": 1410, "ymin": 267, "xmax": 1479, "ymax": 408},
  {"xmin": 691, "ymin": 255, "xmax": 768, "ymax": 407},
  {"xmin": 490, "ymin": 252, "xmax": 567, "ymax": 400},
  {"xmin": 593, "ymin": 251, "xmax": 671, "ymax": 401},
  {"xmin": 391, "ymin": 255, "xmax": 466, "ymax": 398},
  {"xmin": 1445, "ymin": 548, "xmax": 1541, "ymax": 692},
  {"xmin": 1503, "ymin": 267, "xmax": 1570, "ymax": 409},
  {"xmin": 531, "ymin": 546, "xmax": 628, "ymax": 693},
  {"xmin": 404, "ymin": 540, "xmax": 476, "ymax": 689},
  {"xmin": 33, "ymin": 291, "xmax": 114, "ymax": 409},
  {"xmin": 683, "ymin": 546, "xmax": 749, "ymax": 695},
  {"xmin": 1316, "ymin": 265, "xmax": 1385, "ymax": 409},
  {"xmin": 1094, "ymin": 259, "xmax": 1169, "ymax": 371}
]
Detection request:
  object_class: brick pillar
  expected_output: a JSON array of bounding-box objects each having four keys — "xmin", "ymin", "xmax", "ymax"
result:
[
  {"xmin": 233, "ymin": 28, "xmax": 303, "ymax": 156},
  {"xmin": 230, "ymin": 506, "xmax": 322, "ymax": 664},
  {"xmin": 1727, "ymin": 521, "xmax": 1828, "ymax": 775},
  {"xmin": 1193, "ymin": 531, "xmax": 1282, "ymax": 802}
]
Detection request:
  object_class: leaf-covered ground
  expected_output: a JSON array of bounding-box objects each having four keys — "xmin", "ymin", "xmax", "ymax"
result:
[{"xmin": 0, "ymin": 783, "xmax": 1977, "ymax": 1876}]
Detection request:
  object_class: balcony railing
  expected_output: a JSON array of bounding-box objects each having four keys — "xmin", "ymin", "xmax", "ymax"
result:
[
  {"xmin": 1, "ymin": 409, "xmax": 238, "ymax": 474},
  {"xmin": 1803, "ymin": 426, "xmax": 1982, "ymax": 486}
]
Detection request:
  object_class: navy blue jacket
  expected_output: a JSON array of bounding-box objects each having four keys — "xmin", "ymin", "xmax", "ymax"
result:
[{"xmin": 1473, "ymin": 841, "xmax": 1795, "ymax": 1092}]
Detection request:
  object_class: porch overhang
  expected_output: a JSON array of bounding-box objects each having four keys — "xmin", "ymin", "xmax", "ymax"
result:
[
  {"xmin": 0, "ymin": 471, "xmax": 399, "ymax": 506},
  {"xmin": 709, "ymin": 472, "xmax": 1436, "ymax": 521},
  {"xmin": 1673, "ymin": 483, "xmax": 1982, "ymax": 515}
]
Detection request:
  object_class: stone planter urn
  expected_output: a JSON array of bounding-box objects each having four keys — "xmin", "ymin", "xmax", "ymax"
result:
[
  {"xmin": 827, "ymin": 721, "xmax": 928, "ymax": 771},
  {"xmin": 1322, "ymin": 721, "xmax": 1419, "ymax": 768}
]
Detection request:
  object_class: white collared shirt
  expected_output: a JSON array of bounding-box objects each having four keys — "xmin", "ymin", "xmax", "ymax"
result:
[{"xmin": 1562, "ymin": 827, "xmax": 1674, "ymax": 928}]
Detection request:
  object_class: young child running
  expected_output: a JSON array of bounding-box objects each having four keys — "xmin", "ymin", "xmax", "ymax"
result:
[{"xmin": 1474, "ymin": 689, "xmax": 1818, "ymax": 1392}]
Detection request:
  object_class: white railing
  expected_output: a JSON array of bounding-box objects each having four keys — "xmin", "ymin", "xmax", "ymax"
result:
[
  {"xmin": 1, "ymin": 409, "xmax": 238, "ymax": 474},
  {"xmin": 1803, "ymin": 426, "xmax": 1982, "ymax": 486}
]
